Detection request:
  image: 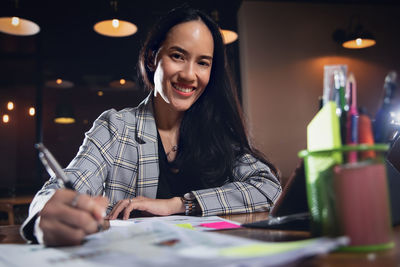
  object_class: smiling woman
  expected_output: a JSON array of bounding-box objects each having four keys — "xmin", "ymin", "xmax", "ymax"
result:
[
  {"xmin": 152, "ymin": 20, "xmax": 213, "ymax": 112},
  {"xmin": 21, "ymin": 6, "xmax": 282, "ymax": 247}
]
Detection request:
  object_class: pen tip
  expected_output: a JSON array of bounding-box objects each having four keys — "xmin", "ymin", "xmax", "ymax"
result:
[{"xmin": 34, "ymin": 143, "xmax": 42, "ymax": 149}]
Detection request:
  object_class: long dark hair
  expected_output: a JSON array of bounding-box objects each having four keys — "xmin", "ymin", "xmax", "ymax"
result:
[{"xmin": 138, "ymin": 6, "xmax": 279, "ymax": 187}]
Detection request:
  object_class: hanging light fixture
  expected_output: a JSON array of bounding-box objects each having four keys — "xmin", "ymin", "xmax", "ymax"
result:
[
  {"xmin": 333, "ymin": 16, "xmax": 376, "ymax": 49},
  {"xmin": 342, "ymin": 29, "xmax": 376, "ymax": 49},
  {"xmin": 93, "ymin": 0, "xmax": 137, "ymax": 37},
  {"xmin": 54, "ymin": 102, "xmax": 75, "ymax": 124},
  {"xmin": 49, "ymin": 78, "xmax": 76, "ymax": 124},
  {"xmin": 109, "ymin": 78, "xmax": 135, "ymax": 90},
  {"xmin": 211, "ymin": 10, "xmax": 238, "ymax": 45},
  {"xmin": 0, "ymin": 0, "xmax": 40, "ymax": 36},
  {"xmin": 7, "ymin": 101, "xmax": 14, "ymax": 111},
  {"xmin": 45, "ymin": 78, "xmax": 74, "ymax": 89},
  {"xmin": 2, "ymin": 114, "xmax": 10, "ymax": 123},
  {"xmin": 220, "ymin": 29, "xmax": 238, "ymax": 45},
  {"xmin": 28, "ymin": 107, "xmax": 35, "ymax": 116}
]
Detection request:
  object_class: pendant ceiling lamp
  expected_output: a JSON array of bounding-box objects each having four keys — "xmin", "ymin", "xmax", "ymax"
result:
[
  {"xmin": 341, "ymin": 29, "xmax": 376, "ymax": 49},
  {"xmin": 54, "ymin": 102, "xmax": 75, "ymax": 124},
  {"xmin": 94, "ymin": 0, "xmax": 137, "ymax": 37},
  {"xmin": 47, "ymin": 77, "xmax": 76, "ymax": 124},
  {"xmin": 0, "ymin": 0, "xmax": 40, "ymax": 36},
  {"xmin": 45, "ymin": 78, "xmax": 74, "ymax": 89},
  {"xmin": 211, "ymin": 10, "xmax": 238, "ymax": 45},
  {"xmin": 109, "ymin": 78, "xmax": 135, "ymax": 90},
  {"xmin": 333, "ymin": 16, "xmax": 376, "ymax": 50},
  {"xmin": 220, "ymin": 29, "xmax": 238, "ymax": 45}
]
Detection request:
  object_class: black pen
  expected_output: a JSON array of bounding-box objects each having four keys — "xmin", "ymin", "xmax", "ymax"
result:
[{"xmin": 35, "ymin": 143, "xmax": 75, "ymax": 190}]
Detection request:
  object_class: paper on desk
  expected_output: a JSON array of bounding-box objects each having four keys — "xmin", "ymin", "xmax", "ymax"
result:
[
  {"xmin": 109, "ymin": 215, "xmax": 241, "ymax": 231},
  {"xmin": 0, "ymin": 221, "xmax": 348, "ymax": 267}
]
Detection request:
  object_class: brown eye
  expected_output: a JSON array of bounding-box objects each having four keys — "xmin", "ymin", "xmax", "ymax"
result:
[
  {"xmin": 198, "ymin": 61, "xmax": 211, "ymax": 67},
  {"xmin": 171, "ymin": 53, "xmax": 184, "ymax": 60}
]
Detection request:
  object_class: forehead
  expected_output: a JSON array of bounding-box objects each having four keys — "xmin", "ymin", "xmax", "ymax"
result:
[{"xmin": 163, "ymin": 20, "xmax": 214, "ymax": 55}]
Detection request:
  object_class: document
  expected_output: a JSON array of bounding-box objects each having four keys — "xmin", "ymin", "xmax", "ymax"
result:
[
  {"xmin": 109, "ymin": 215, "xmax": 241, "ymax": 230},
  {"xmin": 0, "ymin": 220, "xmax": 348, "ymax": 267}
]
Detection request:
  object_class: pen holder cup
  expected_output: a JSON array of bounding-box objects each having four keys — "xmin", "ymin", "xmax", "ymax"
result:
[{"xmin": 298, "ymin": 144, "xmax": 394, "ymax": 252}]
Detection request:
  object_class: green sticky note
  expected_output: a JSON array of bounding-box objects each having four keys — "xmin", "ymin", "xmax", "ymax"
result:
[
  {"xmin": 307, "ymin": 101, "xmax": 342, "ymax": 155},
  {"xmin": 219, "ymin": 239, "xmax": 314, "ymax": 257},
  {"xmin": 305, "ymin": 101, "xmax": 342, "ymax": 236},
  {"xmin": 175, "ymin": 223, "xmax": 195, "ymax": 230}
]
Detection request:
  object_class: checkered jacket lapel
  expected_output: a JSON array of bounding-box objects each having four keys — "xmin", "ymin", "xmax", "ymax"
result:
[{"xmin": 134, "ymin": 94, "xmax": 159, "ymax": 198}]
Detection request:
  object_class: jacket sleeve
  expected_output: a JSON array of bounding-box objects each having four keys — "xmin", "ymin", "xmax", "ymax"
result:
[
  {"xmin": 20, "ymin": 109, "xmax": 120, "ymax": 242},
  {"xmin": 192, "ymin": 153, "xmax": 282, "ymax": 216}
]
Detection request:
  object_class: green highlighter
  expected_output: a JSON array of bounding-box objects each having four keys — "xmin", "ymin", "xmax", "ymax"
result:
[{"xmin": 301, "ymin": 101, "xmax": 342, "ymax": 236}]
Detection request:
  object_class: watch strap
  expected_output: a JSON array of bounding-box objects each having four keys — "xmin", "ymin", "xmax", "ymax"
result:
[{"xmin": 181, "ymin": 192, "xmax": 198, "ymax": 216}]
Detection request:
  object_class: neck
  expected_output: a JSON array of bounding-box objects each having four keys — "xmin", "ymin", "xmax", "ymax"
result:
[{"xmin": 153, "ymin": 95, "xmax": 183, "ymax": 132}]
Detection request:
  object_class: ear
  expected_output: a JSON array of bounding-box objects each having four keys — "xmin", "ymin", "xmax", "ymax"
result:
[{"xmin": 146, "ymin": 52, "xmax": 157, "ymax": 71}]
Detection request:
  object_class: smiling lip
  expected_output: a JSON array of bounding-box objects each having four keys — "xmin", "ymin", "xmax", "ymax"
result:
[{"xmin": 172, "ymin": 83, "xmax": 196, "ymax": 96}]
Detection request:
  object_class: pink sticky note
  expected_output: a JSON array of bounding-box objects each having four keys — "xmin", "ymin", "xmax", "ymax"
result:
[{"xmin": 200, "ymin": 221, "xmax": 241, "ymax": 230}]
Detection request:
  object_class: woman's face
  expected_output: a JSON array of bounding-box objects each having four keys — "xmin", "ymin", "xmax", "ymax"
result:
[{"xmin": 153, "ymin": 20, "xmax": 214, "ymax": 112}]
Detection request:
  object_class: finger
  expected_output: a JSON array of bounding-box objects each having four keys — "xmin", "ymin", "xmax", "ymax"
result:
[
  {"xmin": 108, "ymin": 200, "xmax": 129, "ymax": 220},
  {"xmin": 40, "ymin": 218, "xmax": 85, "ymax": 247},
  {"xmin": 106, "ymin": 201, "xmax": 121, "ymax": 219},
  {"xmin": 62, "ymin": 206, "xmax": 101, "ymax": 234},
  {"xmin": 41, "ymin": 200, "xmax": 100, "ymax": 235},
  {"xmin": 51, "ymin": 190, "xmax": 108, "ymax": 221},
  {"xmin": 72, "ymin": 194, "xmax": 107, "ymax": 222},
  {"xmin": 122, "ymin": 201, "xmax": 136, "ymax": 220},
  {"xmin": 91, "ymin": 196, "xmax": 109, "ymax": 220}
]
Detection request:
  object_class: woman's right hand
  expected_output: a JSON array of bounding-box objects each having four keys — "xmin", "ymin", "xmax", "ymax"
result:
[{"xmin": 39, "ymin": 189, "xmax": 108, "ymax": 246}]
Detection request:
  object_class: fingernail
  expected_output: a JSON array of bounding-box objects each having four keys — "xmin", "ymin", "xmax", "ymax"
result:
[{"xmin": 102, "ymin": 210, "xmax": 106, "ymax": 218}]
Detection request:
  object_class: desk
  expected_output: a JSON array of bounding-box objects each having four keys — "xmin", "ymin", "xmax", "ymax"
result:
[
  {"xmin": 1, "ymin": 212, "xmax": 399, "ymax": 266},
  {"xmin": 0, "ymin": 196, "xmax": 33, "ymax": 225}
]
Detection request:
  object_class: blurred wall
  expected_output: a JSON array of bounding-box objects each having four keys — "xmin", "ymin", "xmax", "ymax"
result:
[{"xmin": 238, "ymin": 1, "xmax": 400, "ymax": 180}]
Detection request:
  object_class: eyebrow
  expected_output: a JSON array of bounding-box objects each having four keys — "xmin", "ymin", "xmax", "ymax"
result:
[{"xmin": 168, "ymin": 46, "xmax": 213, "ymax": 61}]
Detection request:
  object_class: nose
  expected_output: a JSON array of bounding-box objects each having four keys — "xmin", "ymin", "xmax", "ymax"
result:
[{"xmin": 179, "ymin": 61, "xmax": 196, "ymax": 82}]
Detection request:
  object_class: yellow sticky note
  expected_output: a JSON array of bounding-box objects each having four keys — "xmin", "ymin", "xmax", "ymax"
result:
[
  {"xmin": 175, "ymin": 223, "xmax": 195, "ymax": 230},
  {"xmin": 220, "ymin": 239, "xmax": 314, "ymax": 257}
]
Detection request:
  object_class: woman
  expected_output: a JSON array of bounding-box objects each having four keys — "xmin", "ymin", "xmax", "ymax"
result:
[{"xmin": 21, "ymin": 6, "xmax": 281, "ymax": 246}]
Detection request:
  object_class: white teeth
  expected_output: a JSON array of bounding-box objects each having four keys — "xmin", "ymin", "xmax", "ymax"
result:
[{"xmin": 173, "ymin": 84, "xmax": 194, "ymax": 93}]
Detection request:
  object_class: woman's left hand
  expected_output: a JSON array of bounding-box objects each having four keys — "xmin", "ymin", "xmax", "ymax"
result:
[{"xmin": 106, "ymin": 196, "xmax": 185, "ymax": 220}]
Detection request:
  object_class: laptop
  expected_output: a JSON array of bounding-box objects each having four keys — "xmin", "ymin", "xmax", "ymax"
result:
[{"xmin": 242, "ymin": 161, "xmax": 310, "ymax": 231}]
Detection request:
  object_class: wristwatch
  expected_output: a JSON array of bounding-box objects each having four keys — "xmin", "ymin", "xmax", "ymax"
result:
[{"xmin": 181, "ymin": 192, "xmax": 198, "ymax": 216}]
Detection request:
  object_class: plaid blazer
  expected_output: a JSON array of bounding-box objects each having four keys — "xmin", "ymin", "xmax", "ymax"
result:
[{"xmin": 22, "ymin": 93, "xmax": 281, "ymax": 240}]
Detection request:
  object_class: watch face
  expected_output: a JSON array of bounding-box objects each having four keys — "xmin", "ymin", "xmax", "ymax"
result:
[{"xmin": 184, "ymin": 192, "xmax": 195, "ymax": 201}]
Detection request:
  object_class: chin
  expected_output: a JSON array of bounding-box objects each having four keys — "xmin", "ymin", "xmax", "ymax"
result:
[{"xmin": 170, "ymin": 100, "xmax": 195, "ymax": 112}]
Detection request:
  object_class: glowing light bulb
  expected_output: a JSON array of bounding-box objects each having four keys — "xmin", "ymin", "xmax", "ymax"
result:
[
  {"xmin": 356, "ymin": 38, "xmax": 362, "ymax": 46},
  {"xmin": 11, "ymin": 17, "xmax": 20, "ymax": 26},
  {"xmin": 29, "ymin": 107, "xmax": 35, "ymax": 116},
  {"xmin": 112, "ymin": 19, "xmax": 119, "ymax": 28},
  {"xmin": 7, "ymin": 101, "xmax": 14, "ymax": 110},
  {"xmin": 3, "ymin": 114, "xmax": 9, "ymax": 123},
  {"xmin": 97, "ymin": 91, "xmax": 104, "ymax": 96},
  {"xmin": 56, "ymin": 78, "xmax": 62, "ymax": 84},
  {"xmin": 120, "ymin": 79, "xmax": 126, "ymax": 85}
]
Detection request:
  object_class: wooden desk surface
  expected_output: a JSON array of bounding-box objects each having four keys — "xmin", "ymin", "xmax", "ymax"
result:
[{"xmin": 1, "ymin": 212, "xmax": 399, "ymax": 266}]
